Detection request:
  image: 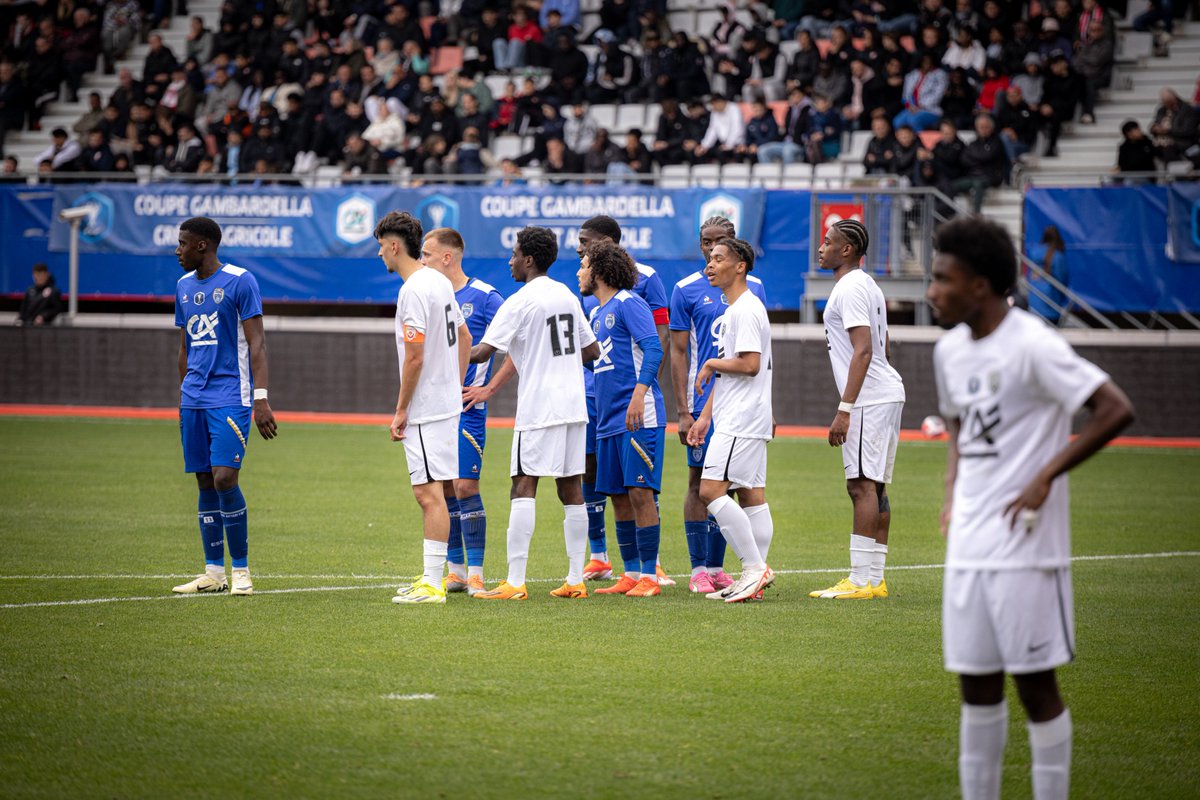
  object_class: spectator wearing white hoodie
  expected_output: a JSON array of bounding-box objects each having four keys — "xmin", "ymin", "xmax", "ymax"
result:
[{"xmin": 695, "ymin": 94, "xmax": 746, "ymax": 163}]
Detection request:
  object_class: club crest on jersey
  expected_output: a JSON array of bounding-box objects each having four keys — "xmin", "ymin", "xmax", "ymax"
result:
[
  {"xmin": 605, "ymin": 313, "xmax": 616, "ymax": 329},
  {"xmin": 213, "ymin": 288, "xmax": 225, "ymax": 304},
  {"xmin": 461, "ymin": 302, "xmax": 474, "ymax": 318},
  {"xmin": 988, "ymin": 371, "xmax": 1002, "ymax": 393},
  {"xmin": 719, "ymin": 294, "xmax": 729, "ymax": 305},
  {"xmin": 691, "ymin": 447, "xmax": 703, "ymax": 462},
  {"xmin": 193, "ymin": 292, "xmax": 205, "ymax": 305},
  {"xmin": 968, "ymin": 375, "xmax": 981, "ymax": 394}
]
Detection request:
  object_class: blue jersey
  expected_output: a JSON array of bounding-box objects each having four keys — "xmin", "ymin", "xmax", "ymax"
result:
[
  {"xmin": 584, "ymin": 262, "xmax": 668, "ymax": 397},
  {"xmin": 669, "ymin": 270, "xmax": 768, "ymax": 414},
  {"xmin": 456, "ymin": 277, "xmax": 505, "ymax": 407},
  {"xmin": 175, "ymin": 264, "xmax": 264, "ymax": 409},
  {"xmin": 590, "ymin": 290, "xmax": 666, "ymax": 438}
]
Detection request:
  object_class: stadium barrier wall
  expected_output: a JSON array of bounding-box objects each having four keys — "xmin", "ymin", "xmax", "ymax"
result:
[{"xmin": 3, "ymin": 322, "xmax": 1197, "ymax": 437}]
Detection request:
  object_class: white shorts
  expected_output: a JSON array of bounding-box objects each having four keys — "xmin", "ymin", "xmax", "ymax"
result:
[
  {"xmin": 701, "ymin": 431, "xmax": 768, "ymax": 489},
  {"xmin": 511, "ymin": 423, "xmax": 587, "ymax": 478},
  {"xmin": 843, "ymin": 401, "xmax": 903, "ymax": 484},
  {"xmin": 402, "ymin": 416, "xmax": 459, "ymax": 486},
  {"xmin": 942, "ymin": 567, "xmax": 1076, "ymax": 676}
]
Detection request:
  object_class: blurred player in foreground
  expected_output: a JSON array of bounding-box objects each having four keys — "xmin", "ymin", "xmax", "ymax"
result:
[
  {"xmin": 929, "ymin": 215, "xmax": 1134, "ymax": 800},
  {"xmin": 172, "ymin": 217, "xmax": 277, "ymax": 597}
]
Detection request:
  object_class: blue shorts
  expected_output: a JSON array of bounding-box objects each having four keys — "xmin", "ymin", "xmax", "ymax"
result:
[
  {"xmin": 180, "ymin": 406, "xmax": 252, "ymax": 473},
  {"xmin": 585, "ymin": 393, "xmax": 598, "ymax": 456},
  {"xmin": 458, "ymin": 409, "xmax": 487, "ymax": 480},
  {"xmin": 685, "ymin": 412, "xmax": 715, "ymax": 469},
  {"xmin": 595, "ymin": 426, "xmax": 666, "ymax": 496}
]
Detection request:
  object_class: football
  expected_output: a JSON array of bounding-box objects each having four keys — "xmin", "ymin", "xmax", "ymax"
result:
[{"xmin": 921, "ymin": 415, "xmax": 947, "ymax": 438}]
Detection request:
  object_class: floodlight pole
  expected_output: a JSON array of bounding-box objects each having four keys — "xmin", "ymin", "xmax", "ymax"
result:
[{"xmin": 66, "ymin": 218, "xmax": 81, "ymax": 323}]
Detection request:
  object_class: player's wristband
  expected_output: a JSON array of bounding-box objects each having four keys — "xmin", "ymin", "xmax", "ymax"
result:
[
  {"xmin": 837, "ymin": 401, "xmax": 853, "ymax": 414},
  {"xmin": 253, "ymin": 388, "xmax": 269, "ymax": 401}
]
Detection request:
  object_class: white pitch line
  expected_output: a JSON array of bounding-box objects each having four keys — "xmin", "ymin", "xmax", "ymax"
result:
[
  {"xmin": 382, "ymin": 693, "xmax": 437, "ymax": 701},
  {"xmin": 2, "ymin": 552, "xmax": 1197, "ymax": 610}
]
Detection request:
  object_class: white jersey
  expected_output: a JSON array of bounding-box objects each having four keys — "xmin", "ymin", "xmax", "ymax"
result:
[
  {"xmin": 395, "ymin": 267, "xmax": 465, "ymax": 425},
  {"xmin": 482, "ymin": 274, "xmax": 596, "ymax": 432},
  {"xmin": 934, "ymin": 308, "xmax": 1108, "ymax": 570},
  {"xmin": 711, "ymin": 290, "xmax": 773, "ymax": 439},
  {"xmin": 824, "ymin": 269, "xmax": 906, "ymax": 407}
]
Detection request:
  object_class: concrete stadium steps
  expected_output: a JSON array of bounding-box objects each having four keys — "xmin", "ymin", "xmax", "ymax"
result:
[{"xmin": 978, "ymin": 188, "xmax": 1023, "ymax": 244}]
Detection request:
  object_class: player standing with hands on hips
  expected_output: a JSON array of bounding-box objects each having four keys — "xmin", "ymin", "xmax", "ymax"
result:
[
  {"xmin": 172, "ymin": 217, "xmax": 277, "ymax": 597},
  {"xmin": 929, "ymin": 216, "xmax": 1134, "ymax": 800},
  {"xmin": 811, "ymin": 218, "xmax": 905, "ymax": 600},
  {"xmin": 687, "ymin": 238, "xmax": 776, "ymax": 604},
  {"xmin": 376, "ymin": 211, "xmax": 472, "ymax": 606}
]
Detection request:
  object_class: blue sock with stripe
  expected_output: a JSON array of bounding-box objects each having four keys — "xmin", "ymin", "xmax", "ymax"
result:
[
  {"xmin": 706, "ymin": 516, "xmax": 727, "ymax": 570},
  {"xmin": 218, "ymin": 486, "xmax": 248, "ymax": 569},
  {"xmin": 615, "ymin": 519, "xmax": 639, "ymax": 575},
  {"xmin": 637, "ymin": 523, "xmax": 661, "ymax": 578},
  {"xmin": 685, "ymin": 520, "xmax": 709, "ymax": 569},
  {"xmin": 445, "ymin": 496, "xmax": 465, "ymax": 568},
  {"xmin": 459, "ymin": 494, "xmax": 486, "ymax": 568},
  {"xmin": 582, "ymin": 480, "xmax": 608, "ymax": 556},
  {"xmin": 198, "ymin": 488, "xmax": 224, "ymax": 568}
]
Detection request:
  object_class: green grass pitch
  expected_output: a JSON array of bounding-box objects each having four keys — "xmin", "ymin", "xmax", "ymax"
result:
[{"xmin": 1, "ymin": 417, "xmax": 1197, "ymax": 798}]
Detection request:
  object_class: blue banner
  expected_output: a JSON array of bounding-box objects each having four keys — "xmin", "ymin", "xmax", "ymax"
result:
[
  {"xmin": 47, "ymin": 184, "xmax": 767, "ymax": 262},
  {"xmin": 1167, "ymin": 183, "xmax": 1200, "ymax": 264},
  {"xmin": 1024, "ymin": 186, "xmax": 1200, "ymax": 314}
]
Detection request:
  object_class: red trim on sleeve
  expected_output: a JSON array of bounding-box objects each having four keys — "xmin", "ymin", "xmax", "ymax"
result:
[{"xmin": 652, "ymin": 308, "xmax": 670, "ymax": 325}]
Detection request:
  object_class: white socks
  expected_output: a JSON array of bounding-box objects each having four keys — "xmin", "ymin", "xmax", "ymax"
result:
[
  {"xmin": 960, "ymin": 700, "xmax": 1008, "ymax": 800},
  {"xmin": 1028, "ymin": 709, "xmax": 1072, "ymax": 800},
  {"xmin": 563, "ymin": 504, "xmax": 588, "ymax": 585},
  {"xmin": 506, "ymin": 497, "xmax": 536, "ymax": 587},
  {"xmin": 468, "ymin": 565, "xmax": 483, "ymax": 579},
  {"xmin": 870, "ymin": 542, "xmax": 888, "ymax": 586},
  {"xmin": 423, "ymin": 539, "xmax": 448, "ymax": 586},
  {"xmin": 708, "ymin": 495, "xmax": 763, "ymax": 570},
  {"xmin": 744, "ymin": 503, "xmax": 773, "ymax": 562},
  {"xmin": 849, "ymin": 533, "xmax": 875, "ymax": 586},
  {"xmin": 448, "ymin": 562, "xmax": 466, "ymax": 579}
]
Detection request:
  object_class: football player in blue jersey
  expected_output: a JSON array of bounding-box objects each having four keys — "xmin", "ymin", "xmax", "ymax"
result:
[
  {"xmin": 669, "ymin": 216, "xmax": 769, "ymax": 594},
  {"xmin": 578, "ymin": 240, "xmax": 668, "ymax": 597},
  {"xmin": 171, "ymin": 217, "xmax": 277, "ymax": 597},
  {"xmin": 575, "ymin": 215, "xmax": 676, "ymax": 586},
  {"xmin": 420, "ymin": 227, "xmax": 506, "ymax": 597}
]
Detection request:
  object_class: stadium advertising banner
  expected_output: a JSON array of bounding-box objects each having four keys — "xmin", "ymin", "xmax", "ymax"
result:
[
  {"xmin": 1166, "ymin": 183, "xmax": 1200, "ymax": 264},
  {"xmin": 47, "ymin": 184, "xmax": 767, "ymax": 261}
]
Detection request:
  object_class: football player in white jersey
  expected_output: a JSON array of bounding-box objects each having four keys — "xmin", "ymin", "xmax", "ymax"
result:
[
  {"xmin": 929, "ymin": 216, "xmax": 1134, "ymax": 800},
  {"xmin": 687, "ymin": 238, "xmax": 777, "ymax": 604},
  {"xmin": 468, "ymin": 226, "xmax": 601, "ymax": 600},
  {"xmin": 810, "ymin": 219, "xmax": 907, "ymax": 600},
  {"xmin": 375, "ymin": 211, "xmax": 473, "ymax": 606}
]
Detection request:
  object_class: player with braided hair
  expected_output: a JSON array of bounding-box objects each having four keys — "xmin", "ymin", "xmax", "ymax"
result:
[
  {"xmin": 669, "ymin": 216, "xmax": 769, "ymax": 594},
  {"xmin": 809, "ymin": 217, "xmax": 906, "ymax": 600}
]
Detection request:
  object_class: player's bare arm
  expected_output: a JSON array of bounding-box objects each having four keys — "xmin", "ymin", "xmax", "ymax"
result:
[
  {"xmin": 828, "ymin": 325, "xmax": 872, "ymax": 447},
  {"xmin": 457, "ymin": 323, "xmax": 472, "ymax": 383},
  {"xmin": 626, "ymin": 383, "xmax": 649, "ymax": 431},
  {"xmin": 463, "ymin": 354, "xmax": 514, "ymax": 411},
  {"xmin": 686, "ymin": 389, "xmax": 716, "ymax": 447},
  {"xmin": 392, "ymin": 337, "xmax": 425, "ymax": 442},
  {"xmin": 940, "ymin": 417, "xmax": 961, "ymax": 537},
  {"xmin": 469, "ymin": 341, "xmax": 498, "ymax": 364},
  {"xmin": 695, "ymin": 351, "xmax": 761, "ymax": 395},
  {"xmin": 656, "ymin": 322, "xmax": 669, "ymax": 381},
  {"xmin": 1003, "ymin": 380, "xmax": 1135, "ymax": 530},
  {"xmin": 243, "ymin": 315, "xmax": 277, "ymax": 440},
  {"xmin": 177, "ymin": 329, "xmax": 187, "ymax": 383},
  {"xmin": 581, "ymin": 340, "xmax": 600, "ymax": 362},
  {"xmin": 670, "ymin": 328, "xmax": 693, "ymax": 443}
]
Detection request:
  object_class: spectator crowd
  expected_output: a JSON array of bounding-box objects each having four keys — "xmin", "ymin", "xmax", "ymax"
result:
[{"xmin": 0, "ymin": 0, "xmax": 1193, "ymax": 203}]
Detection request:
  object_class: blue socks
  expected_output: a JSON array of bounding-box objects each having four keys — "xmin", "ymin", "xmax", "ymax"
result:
[
  {"xmin": 459, "ymin": 494, "xmax": 486, "ymax": 568},
  {"xmin": 218, "ymin": 486, "xmax": 248, "ymax": 569},
  {"xmin": 583, "ymin": 480, "xmax": 608, "ymax": 554},
  {"xmin": 198, "ymin": 488, "xmax": 224, "ymax": 567},
  {"xmin": 706, "ymin": 516, "xmax": 727, "ymax": 570},
  {"xmin": 685, "ymin": 520, "xmax": 709, "ymax": 569},
  {"xmin": 615, "ymin": 519, "xmax": 638, "ymax": 574},
  {"xmin": 446, "ymin": 496, "xmax": 465, "ymax": 567},
  {"xmin": 637, "ymin": 523, "xmax": 661, "ymax": 578}
]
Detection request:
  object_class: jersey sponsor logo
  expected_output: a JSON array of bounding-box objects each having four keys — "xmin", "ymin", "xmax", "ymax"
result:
[
  {"xmin": 193, "ymin": 291, "xmax": 205, "ymax": 305},
  {"xmin": 710, "ymin": 317, "xmax": 725, "ymax": 350},
  {"xmin": 968, "ymin": 375, "xmax": 981, "ymax": 394},
  {"xmin": 593, "ymin": 336, "xmax": 615, "ymax": 373},
  {"xmin": 335, "ymin": 192, "xmax": 377, "ymax": 244},
  {"xmin": 187, "ymin": 311, "xmax": 220, "ymax": 346},
  {"xmin": 213, "ymin": 287, "xmax": 225, "ymax": 304},
  {"xmin": 461, "ymin": 302, "xmax": 474, "ymax": 318}
]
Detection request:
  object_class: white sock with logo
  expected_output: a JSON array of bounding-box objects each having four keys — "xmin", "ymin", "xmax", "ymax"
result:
[
  {"xmin": 506, "ymin": 497, "xmax": 536, "ymax": 587},
  {"xmin": 959, "ymin": 700, "xmax": 1008, "ymax": 800},
  {"xmin": 422, "ymin": 539, "xmax": 448, "ymax": 587},
  {"xmin": 1028, "ymin": 709, "xmax": 1072, "ymax": 800},
  {"xmin": 707, "ymin": 496, "xmax": 763, "ymax": 571}
]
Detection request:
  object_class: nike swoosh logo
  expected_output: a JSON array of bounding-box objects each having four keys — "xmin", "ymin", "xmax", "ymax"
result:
[{"xmin": 1028, "ymin": 641, "xmax": 1050, "ymax": 652}]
